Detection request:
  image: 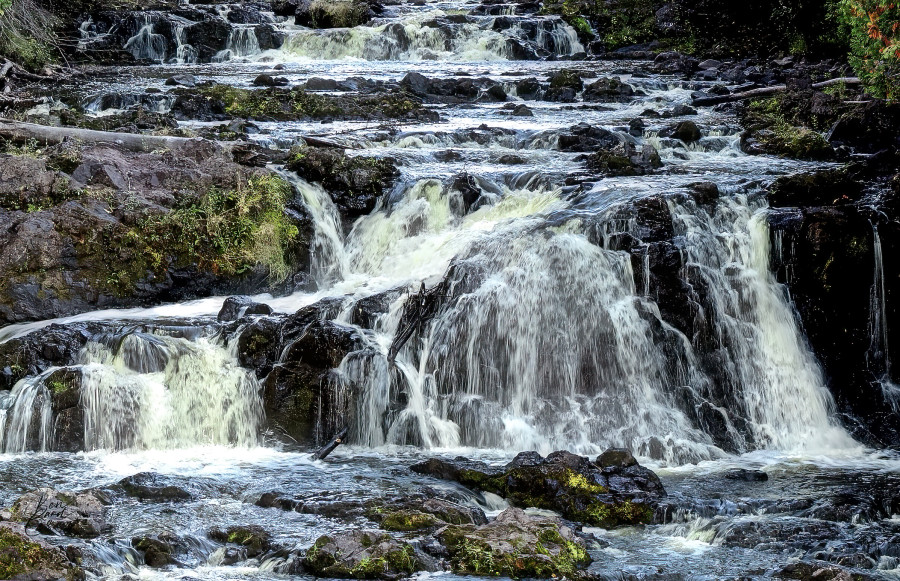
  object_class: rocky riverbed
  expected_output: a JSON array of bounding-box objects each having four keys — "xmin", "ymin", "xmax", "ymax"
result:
[{"xmin": 2, "ymin": 0, "xmax": 900, "ymax": 578}]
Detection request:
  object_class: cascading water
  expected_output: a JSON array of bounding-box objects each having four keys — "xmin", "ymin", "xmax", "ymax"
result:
[
  {"xmin": 214, "ymin": 26, "xmax": 262, "ymax": 61},
  {"xmin": 0, "ymin": 372, "xmax": 54, "ymax": 454},
  {"xmin": 123, "ymin": 15, "xmax": 168, "ymax": 62},
  {"xmin": 279, "ymin": 12, "xmax": 583, "ymax": 61},
  {"xmin": 869, "ymin": 224, "xmax": 899, "ymax": 411}
]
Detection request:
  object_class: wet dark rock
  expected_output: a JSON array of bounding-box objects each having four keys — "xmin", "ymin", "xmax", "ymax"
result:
[
  {"xmin": 286, "ymin": 146, "xmax": 399, "ymax": 223},
  {"xmin": 254, "ymin": 301, "xmax": 365, "ymax": 444},
  {"xmin": 113, "ymin": 472, "xmax": 213, "ymax": 502},
  {"xmin": 557, "ymin": 123, "xmax": 620, "ymax": 152},
  {"xmin": 724, "ymin": 469, "xmax": 769, "ymax": 481},
  {"xmin": 411, "ymin": 450, "xmax": 664, "ymax": 527},
  {"xmin": 10, "ymin": 488, "xmax": 110, "ymax": 538},
  {"xmin": 768, "ymin": 170, "xmax": 863, "ymax": 208},
  {"xmin": 583, "ymin": 77, "xmax": 637, "ymax": 102},
  {"xmin": 515, "ymin": 77, "xmax": 542, "ymax": 100},
  {"xmin": 511, "ymin": 104, "xmax": 533, "ymax": 117},
  {"xmin": 773, "ymin": 561, "xmax": 877, "ymax": 580},
  {"xmin": 629, "ymin": 118, "xmax": 645, "ymax": 136},
  {"xmin": 0, "ymin": 323, "xmax": 98, "ymax": 390},
  {"xmin": 585, "ymin": 142, "xmax": 662, "ymax": 176},
  {"xmin": 164, "ymin": 74, "xmax": 198, "ymax": 87},
  {"xmin": 721, "ymin": 518, "xmax": 842, "ymax": 551},
  {"xmin": 306, "ymin": 77, "xmax": 340, "ymax": 91},
  {"xmin": 596, "ymin": 448, "xmax": 638, "ymax": 469},
  {"xmin": 304, "ymin": 530, "xmax": 427, "ymax": 579},
  {"xmin": 366, "ymin": 497, "xmax": 487, "ymax": 531},
  {"xmin": 437, "ymin": 508, "xmax": 592, "ymax": 578},
  {"xmin": 253, "ymin": 74, "xmax": 289, "ymax": 87},
  {"xmin": 132, "ymin": 535, "xmax": 176, "ymax": 568},
  {"xmin": 659, "ymin": 120, "xmax": 701, "ymax": 142},
  {"xmin": 0, "ymin": 522, "xmax": 83, "ymax": 580},
  {"xmin": 209, "ymin": 525, "xmax": 272, "ymax": 557},
  {"xmin": 45, "ymin": 367, "xmax": 85, "ymax": 452},
  {"xmin": 217, "ymin": 296, "xmax": 274, "ymax": 322},
  {"xmin": 545, "ymin": 69, "xmax": 583, "ymax": 102},
  {"xmin": 348, "ymin": 286, "xmax": 409, "ymax": 329}
]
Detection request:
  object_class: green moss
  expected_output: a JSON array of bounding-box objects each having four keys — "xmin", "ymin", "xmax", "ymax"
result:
[
  {"xmin": 99, "ymin": 173, "xmax": 300, "ymax": 296},
  {"xmin": 380, "ymin": 510, "xmax": 439, "ymax": 532},
  {"xmin": 0, "ymin": 527, "xmax": 80, "ymax": 580},
  {"xmin": 308, "ymin": 0, "xmax": 370, "ymax": 28},
  {"xmin": 576, "ymin": 499, "xmax": 654, "ymax": 528},
  {"xmin": 746, "ymin": 97, "xmax": 834, "ymax": 160},
  {"xmin": 383, "ymin": 544, "xmax": 417, "ymax": 574}
]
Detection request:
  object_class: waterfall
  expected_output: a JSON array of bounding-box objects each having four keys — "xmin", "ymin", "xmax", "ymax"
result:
[
  {"xmin": 869, "ymin": 224, "xmax": 899, "ymax": 411},
  {"xmin": 295, "ymin": 175, "xmax": 855, "ymax": 461},
  {"xmin": 173, "ymin": 18, "xmax": 199, "ymax": 64},
  {"xmin": 0, "ymin": 372, "xmax": 54, "ymax": 454},
  {"xmin": 280, "ymin": 13, "xmax": 583, "ymax": 61},
  {"xmin": 78, "ymin": 331, "xmax": 263, "ymax": 451},
  {"xmin": 123, "ymin": 15, "xmax": 168, "ymax": 62},
  {"xmin": 214, "ymin": 26, "xmax": 261, "ymax": 62},
  {"xmin": 283, "ymin": 173, "xmax": 349, "ymax": 286}
]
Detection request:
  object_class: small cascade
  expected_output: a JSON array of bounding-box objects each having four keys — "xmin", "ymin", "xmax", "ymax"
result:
[
  {"xmin": 123, "ymin": 15, "xmax": 168, "ymax": 62},
  {"xmin": 214, "ymin": 26, "xmax": 261, "ymax": 61},
  {"xmin": 0, "ymin": 372, "xmax": 54, "ymax": 454},
  {"xmin": 173, "ymin": 17, "xmax": 199, "ymax": 64},
  {"xmin": 283, "ymin": 173, "xmax": 349, "ymax": 286},
  {"xmin": 77, "ymin": 331, "xmax": 263, "ymax": 451},
  {"xmin": 869, "ymin": 224, "xmax": 899, "ymax": 411},
  {"xmin": 279, "ymin": 13, "xmax": 583, "ymax": 61}
]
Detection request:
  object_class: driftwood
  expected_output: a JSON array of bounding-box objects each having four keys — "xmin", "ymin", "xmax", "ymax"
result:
[
  {"xmin": 311, "ymin": 426, "xmax": 349, "ymax": 460},
  {"xmin": 692, "ymin": 77, "xmax": 861, "ymax": 106},
  {"xmin": 0, "ymin": 118, "xmax": 218, "ymax": 153}
]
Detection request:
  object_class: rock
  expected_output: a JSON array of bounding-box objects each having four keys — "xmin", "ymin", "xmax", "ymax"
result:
[
  {"xmin": 366, "ymin": 497, "xmax": 487, "ymax": 531},
  {"xmin": 0, "ymin": 522, "xmax": 83, "ymax": 580},
  {"xmin": 286, "ymin": 146, "xmax": 399, "ymax": 223},
  {"xmin": 557, "ymin": 123, "xmax": 620, "ymax": 152},
  {"xmin": 629, "ymin": 118, "xmax": 645, "ymax": 136},
  {"xmin": 45, "ymin": 367, "xmax": 84, "ymax": 452},
  {"xmin": 724, "ymin": 468, "xmax": 769, "ymax": 481},
  {"xmin": 164, "ymin": 74, "xmax": 198, "ymax": 87},
  {"xmin": 774, "ymin": 562, "xmax": 878, "ymax": 580},
  {"xmin": 586, "ymin": 142, "xmax": 662, "ymax": 177},
  {"xmin": 583, "ymin": 77, "xmax": 637, "ymax": 102},
  {"xmin": 545, "ymin": 69, "xmax": 583, "ymax": 102},
  {"xmin": 485, "ymin": 84, "xmax": 507, "ymax": 101},
  {"xmin": 217, "ymin": 296, "xmax": 274, "ymax": 322},
  {"xmin": 411, "ymin": 450, "xmax": 664, "ymax": 527},
  {"xmin": 10, "ymin": 488, "xmax": 109, "ymax": 538},
  {"xmin": 253, "ymin": 74, "xmax": 289, "ymax": 87},
  {"xmin": 303, "ymin": 530, "xmax": 426, "ymax": 579},
  {"xmin": 698, "ymin": 59, "xmax": 722, "ymax": 70},
  {"xmin": 209, "ymin": 525, "xmax": 272, "ymax": 557},
  {"xmin": 113, "ymin": 472, "xmax": 211, "ymax": 502},
  {"xmin": 306, "ymin": 77, "xmax": 340, "ymax": 91},
  {"xmin": 253, "ymin": 301, "xmax": 365, "ymax": 444},
  {"xmin": 659, "ymin": 120, "xmax": 702, "ymax": 142},
  {"xmin": 768, "ymin": 170, "xmax": 862, "ymax": 208},
  {"xmin": 437, "ymin": 508, "xmax": 591, "ymax": 578},
  {"xmin": 511, "ymin": 104, "xmax": 533, "ymax": 117},
  {"xmin": 132, "ymin": 535, "xmax": 176, "ymax": 567},
  {"xmin": 596, "ymin": 448, "xmax": 638, "ymax": 468},
  {"xmin": 0, "ymin": 323, "xmax": 98, "ymax": 391}
]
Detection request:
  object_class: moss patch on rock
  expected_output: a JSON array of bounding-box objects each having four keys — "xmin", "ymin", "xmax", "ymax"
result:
[
  {"xmin": 0, "ymin": 523, "xmax": 83, "ymax": 580},
  {"xmin": 304, "ymin": 531, "xmax": 423, "ymax": 579}
]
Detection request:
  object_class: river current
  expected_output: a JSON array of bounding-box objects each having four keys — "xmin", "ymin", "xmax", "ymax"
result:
[{"xmin": 2, "ymin": 0, "xmax": 899, "ymax": 578}]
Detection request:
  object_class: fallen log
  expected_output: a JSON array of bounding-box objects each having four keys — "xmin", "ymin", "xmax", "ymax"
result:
[
  {"xmin": 0, "ymin": 118, "xmax": 218, "ymax": 154},
  {"xmin": 692, "ymin": 77, "xmax": 861, "ymax": 107},
  {"xmin": 311, "ymin": 426, "xmax": 349, "ymax": 461}
]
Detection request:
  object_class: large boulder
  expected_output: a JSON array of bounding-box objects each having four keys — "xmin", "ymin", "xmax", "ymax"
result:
[
  {"xmin": 303, "ymin": 530, "xmax": 427, "ymax": 579},
  {"xmin": 437, "ymin": 508, "xmax": 592, "ymax": 578},
  {"xmin": 412, "ymin": 449, "xmax": 665, "ymax": 527},
  {"xmin": 286, "ymin": 146, "xmax": 399, "ymax": 224},
  {"xmin": 0, "ymin": 522, "xmax": 83, "ymax": 580},
  {"xmin": 10, "ymin": 488, "xmax": 109, "ymax": 538}
]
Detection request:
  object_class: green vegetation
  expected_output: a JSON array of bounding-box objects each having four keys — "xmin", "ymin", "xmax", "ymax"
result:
[
  {"xmin": 0, "ymin": 526, "xmax": 81, "ymax": 580},
  {"xmin": 840, "ymin": 0, "xmax": 900, "ymax": 99},
  {"xmin": 440, "ymin": 524, "xmax": 591, "ymax": 578},
  {"xmin": 746, "ymin": 97, "xmax": 835, "ymax": 160},
  {"xmin": 136, "ymin": 174, "xmax": 299, "ymax": 286},
  {"xmin": 0, "ymin": 0, "xmax": 57, "ymax": 68},
  {"xmin": 195, "ymin": 85, "xmax": 423, "ymax": 121},
  {"xmin": 541, "ymin": 0, "xmax": 660, "ymax": 49},
  {"xmin": 308, "ymin": 0, "xmax": 370, "ymax": 28},
  {"xmin": 380, "ymin": 510, "xmax": 439, "ymax": 532}
]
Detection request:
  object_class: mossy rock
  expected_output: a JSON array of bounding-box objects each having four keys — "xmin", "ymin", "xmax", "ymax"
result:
[
  {"xmin": 412, "ymin": 450, "xmax": 664, "ymax": 528},
  {"xmin": 0, "ymin": 523, "xmax": 84, "ymax": 580},
  {"xmin": 303, "ymin": 531, "xmax": 424, "ymax": 580},
  {"xmin": 209, "ymin": 525, "xmax": 272, "ymax": 557},
  {"xmin": 438, "ymin": 508, "xmax": 592, "ymax": 579}
]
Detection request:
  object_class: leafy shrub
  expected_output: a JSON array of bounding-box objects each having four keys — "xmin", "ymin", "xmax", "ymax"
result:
[
  {"xmin": 0, "ymin": 0, "xmax": 57, "ymax": 68},
  {"xmin": 840, "ymin": 0, "xmax": 900, "ymax": 99}
]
